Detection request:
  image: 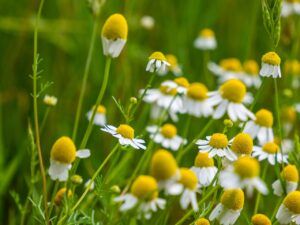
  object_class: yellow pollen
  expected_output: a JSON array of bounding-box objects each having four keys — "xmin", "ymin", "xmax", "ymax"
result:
[
  {"xmin": 174, "ymin": 77, "xmax": 190, "ymax": 88},
  {"xmin": 220, "ymin": 79, "xmax": 246, "ymax": 103},
  {"xmin": 187, "ymin": 83, "xmax": 208, "ymax": 101},
  {"xmin": 282, "ymin": 165, "xmax": 299, "ymax": 182},
  {"xmin": 220, "ymin": 189, "xmax": 244, "ymax": 210},
  {"xmin": 195, "ymin": 218, "xmax": 210, "ymax": 225},
  {"xmin": 50, "ymin": 136, "xmax": 77, "ymax": 164},
  {"xmin": 261, "ymin": 52, "xmax": 281, "ymax": 65},
  {"xmin": 150, "ymin": 149, "xmax": 178, "ymax": 180},
  {"xmin": 54, "ymin": 188, "xmax": 72, "ymax": 206},
  {"xmin": 102, "ymin": 14, "xmax": 128, "ymax": 40},
  {"xmin": 200, "ymin": 28, "xmax": 215, "ymax": 38},
  {"xmin": 281, "ymin": 106, "xmax": 296, "ymax": 123},
  {"xmin": 166, "ymin": 54, "xmax": 179, "ymax": 69},
  {"xmin": 234, "ymin": 156, "xmax": 259, "ymax": 178},
  {"xmin": 116, "ymin": 124, "xmax": 134, "ymax": 139},
  {"xmin": 131, "ymin": 175, "xmax": 158, "ymax": 201},
  {"xmin": 179, "ymin": 168, "xmax": 198, "ymax": 190},
  {"xmin": 194, "ymin": 152, "xmax": 214, "ymax": 167},
  {"xmin": 255, "ymin": 109, "xmax": 273, "ymax": 127},
  {"xmin": 284, "ymin": 60, "xmax": 300, "ymax": 76},
  {"xmin": 149, "ymin": 51, "xmax": 167, "ymax": 61},
  {"xmin": 160, "ymin": 123, "xmax": 177, "ymax": 138},
  {"xmin": 251, "ymin": 214, "xmax": 272, "ymax": 225},
  {"xmin": 283, "ymin": 191, "xmax": 300, "ymax": 214},
  {"xmin": 262, "ymin": 142, "xmax": 279, "ymax": 154},
  {"xmin": 220, "ymin": 58, "xmax": 243, "ymax": 72},
  {"xmin": 209, "ymin": 133, "xmax": 229, "ymax": 149},
  {"xmin": 94, "ymin": 105, "xmax": 106, "ymax": 114},
  {"xmin": 243, "ymin": 60, "xmax": 259, "ymax": 76},
  {"xmin": 231, "ymin": 133, "xmax": 253, "ymax": 155},
  {"xmin": 159, "ymin": 85, "xmax": 177, "ymax": 96}
]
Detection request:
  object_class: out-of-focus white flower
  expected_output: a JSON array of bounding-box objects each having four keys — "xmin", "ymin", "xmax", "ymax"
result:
[
  {"xmin": 86, "ymin": 105, "xmax": 106, "ymax": 126},
  {"xmin": 252, "ymin": 142, "xmax": 288, "ymax": 165},
  {"xmin": 43, "ymin": 95, "xmax": 58, "ymax": 106},
  {"xmin": 276, "ymin": 191, "xmax": 300, "ymax": 225},
  {"xmin": 140, "ymin": 15, "xmax": 155, "ymax": 29},
  {"xmin": 194, "ymin": 28, "xmax": 217, "ymax": 50},
  {"xmin": 240, "ymin": 60, "xmax": 261, "ymax": 89}
]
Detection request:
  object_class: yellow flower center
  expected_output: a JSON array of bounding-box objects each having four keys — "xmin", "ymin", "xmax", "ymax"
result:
[
  {"xmin": 251, "ymin": 214, "xmax": 272, "ymax": 225},
  {"xmin": 284, "ymin": 60, "xmax": 300, "ymax": 76},
  {"xmin": 220, "ymin": 58, "xmax": 242, "ymax": 72},
  {"xmin": 231, "ymin": 133, "xmax": 253, "ymax": 155},
  {"xmin": 131, "ymin": 175, "xmax": 158, "ymax": 201},
  {"xmin": 261, "ymin": 52, "xmax": 281, "ymax": 65},
  {"xmin": 187, "ymin": 83, "xmax": 208, "ymax": 101},
  {"xmin": 220, "ymin": 79, "xmax": 246, "ymax": 103},
  {"xmin": 102, "ymin": 14, "xmax": 128, "ymax": 40},
  {"xmin": 54, "ymin": 188, "xmax": 72, "ymax": 206},
  {"xmin": 281, "ymin": 106, "xmax": 296, "ymax": 123},
  {"xmin": 209, "ymin": 133, "xmax": 229, "ymax": 149},
  {"xmin": 174, "ymin": 77, "xmax": 190, "ymax": 88},
  {"xmin": 159, "ymin": 85, "xmax": 178, "ymax": 96},
  {"xmin": 116, "ymin": 124, "xmax": 134, "ymax": 139},
  {"xmin": 166, "ymin": 54, "xmax": 179, "ymax": 69},
  {"xmin": 160, "ymin": 123, "xmax": 177, "ymax": 138},
  {"xmin": 200, "ymin": 28, "xmax": 215, "ymax": 38},
  {"xmin": 150, "ymin": 149, "xmax": 178, "ymax": 180},
  {"xmin": 50, "ymin": 136, "xmax": 77, "ymax": 164},
  {"xmin": 94, "ymin": 105, "xmax": 106, "ymax": 114},
  {"xmin": 220, "ymin": 189, "xmax": 244, "ymax": 210},
  {"xmin": 262, "ymin": 142, "xmax": 279, "ymax": 154},
  {"xmin": 282, "ymin": 165, "xmax": 299, "ymax": 182},
  {"xmin": 194, "ymin": 152, "xmax": 214, "ymax": 167},
  {"xmin": 255, "ymin": 109, "xmax": 273, "ymax": 127},
  {"xmin": 195, "ymin": 218, "xmax": 210, "ymax": 225},
  {"xmin": 234, "ymin": 156, "xmax": 259, "ymax": 178},
  {"xmin": 179, "ymin": 168, "xmax": 198, "ymax": 190},
  {"xmin": 283, "ymin": 191, "xmax": 300, "ymax": 214},
  {"xmin": 243, "ymin": 60, "xmax": 259, "ymax": 76},
  {"xmin": 149, "ymin": 51, "xmax": 167, "ymax": 61}
]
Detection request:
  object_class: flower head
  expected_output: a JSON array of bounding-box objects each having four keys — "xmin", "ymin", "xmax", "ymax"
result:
[
  {"xmin": 243, "ymin": 60, "xmax": 259, "ymax": 76},
  {"xmin": 43, "ymin": 95, "xmax": 57, "ymax": 106},
  {"xmin": 253, "ymin": 141, "xmax": 287, "ymax": 165},
  {"xmin": 194, "ymin": 28, "xmax": 217, "ymax": 50},
  {"xmin": 195, "ymin": 218, "xmax": 210, "ymax": 225},
  {"xmin": 220, "ymin": 79, "xmax": 246, "ymax": 103},
  {"xmin": 231, "ymin": 133, "xmax": 253, "ymax": 155},
  {"xmin": 251, "ymin": 214, "xmax": 271, "ymax": 225},
  {"xmin": 164, "ymin": 54, "xmax": 182, "ymax": 76},
  {"xmin": 86, "ymin": 105, "xmax": 107, "ymax": 126},
  {"xmin": 220, "ymin": 189, "xmax": 244, "ymax": 210},
  {"xmin": 131, "ymin": 175, "xmax": 158, "ymax": 200},
  {"xmin": 146, "ymin": 51, "xmax": 170, "ymax": 73},
  {"xmin": 179, "ymin": 168, "xmax": 198, "ymax": 190},
  {"xmin": 255, "ymin": 109, "xmax": 273, "ymax": 127},
  {"xmin": 260, "ymin": 52, "xmax": 281, "ymax": 78},
  {"xmin": 54, "ymin": 188, "xmax": 72, "ymax": 206},
  {"xmin": 220, "ymin": 58, "xmax": 243, "ymax": 72},
  {"xmin": 276, "ymin": 191, "xmax": 300, "ymax": 224},
  {"xmin": 140, "ymin": 15, "xmax": 155, "ymax": 29}
]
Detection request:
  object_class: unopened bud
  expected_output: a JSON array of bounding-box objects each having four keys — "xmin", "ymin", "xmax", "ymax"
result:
[
  {"xmin": 130, "ymin": 97, "xmax": 138, "ymax": 104},
  {"xmin": 224, "ymin": 119, "xmax": 233, "ymax": 128},
  {"xmin": 110, "ymin": 185, "xmax": 121, "ymax": 194},
  {"xmin": 71, "ymin": 175, "xmax": 83, "ymax": 185}
]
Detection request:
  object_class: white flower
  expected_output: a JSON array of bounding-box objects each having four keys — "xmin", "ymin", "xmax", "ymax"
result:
[
  {"xmin": 101, "ymin": 14, "xmax": 128, "ymax": 58},
  {"xmin": 84, "ymin": 179, "xmax": 95, "ymax": 191},
  {"xmin": 146, "ymin": 51, "xmax": 170, "ymax": 74},
  {"xmin": 282, "ymin": 1, "xmax": 300, "ymax": 17},
  {"xmin": 219, "ymin": 156, "xmax": 268, "ymax": 197},
  {"xmin": 196, "ymin": 133, "xmax": 236, "ymax": 161},
  {"xmin": 43, "ymin": 95, "xmax": 58, "ymax": 106},
  {"xmin": 276, "ymin": 191, "xmax": 300, "ymax": 225},
  {"xmin": 159, "ymin": 54, "xmax": 183, "ymax": 76},
  {"xmin": 147, "ymin": 124, "xmax": 186, "ymax": 151},
  {"xmin": 191, "ymin": 152, "xmax": 218, "ymax": 187},
  {"xmin": 207, "ymin": 79, "xmax": 255, "ymax": 122},
  {"xmin": 194, "ymin": 29, "xmax": 217, "ymax": 50},
  {"xmin": 140, "ymin": 15, "xmax": 155, "ymax": 29},
  {"xmin": 244, "ymin": 109, "xmax": 274, "ymax": 145},
  {"xmin": 260, "ymin": 52, "xmax": 281, "ymax": 78},
  {"xmin": 48, "ymin": 137, "xmax": 90, "ymax": 182},
  {"xmin": 252, "ymin": 142, "xmax": 288, "ymax": 165},
  {"xmin": 101, "ymin": 124, "xmax": 146, "ymax": 150},
  {"xmin": 86, "ymin": 105, "xmax": 106, "ymax": 126},
  {"xmin": 240, "ymin": 60, "xmax": 261, "ymax": 89}
]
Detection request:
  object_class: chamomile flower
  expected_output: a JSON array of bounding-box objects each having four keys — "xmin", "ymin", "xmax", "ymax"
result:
[
  {"xmin": 101, "ymin": 124, "xmax": 146, "ymax": 149},
  {"xmin": 54, "ymin": 188, "xmax": 72, "ymax": 206},
  {"xmin": 178, "ymin": 168, "xmax": 199, "ymax": 212},
  {"xmin": 86, "ymin": 105, "xmax": 107, "ymax": 126},
  {"xmin": 219, "ymin": 156, "xmax": 268, "ymax": 197},
  {"xmin": 240, "ymin": 60, "xmax": 261, "ymax": 89},
  {"xmin": 284, "ymin": 60, "xmax": 300, "ymax": 88},
  {"xmin": 183, "ymin": 82, "xmax": 214, "ymax": 117},
  {"xmin": 140, "ymin": 15, "xmax": 155, "ymax": 30},
  {"xmin": 43, "ymin": 94, "xmax": 57, "ymax": 106},
  {"xmin": 160, "ymin": 77, "xmax": 190, "ymax": 94},
  {"xmin": 159, "ymin": 54, "xmax": 182, "ymax": 76},
  {"xmin": 260, "ymin": 52, "xmax": 281, "ymax": 78},
  {"xmin": 48, "ymin": 136, "xmax": 91, "ymax": 181},
  {"xmin": 244, "ymin": 109, "xmax": 274, "ymax": 145},
  {"xmin": 195, "ymin": 218, "xmax": 210, "ymax": 225},
  {"xmin": 272, "ymin": 165, "xmax": 299, "ymax": 196},
  {"xmin": 146, "ymin": 123, "xmax": 187, "ymax": 151},
  {"xmin": 252, "ymin": 142, "xmax": 288, "ymax": 165},
  {"xmin": 276, "ymin": 191, "xmax": 300, "ymax": 224},
  {"xmin": 191, "ymin": 152, "xmax": 218, "ymax": 187},
  {"xmin": 194, "ymin": 28, "xmax": 217, "ymax": 50},
  {"xmin": 281, "ymin": 106, "xmax": 297, "ymax": 134},
  {"xmin": 230, "ymin": 133, "xmax": 253, "ymax": 157},
  {"xmin": 114, "ymin": 175, "xmax": 166, "ymax": 219},
  {"xmin": 251, "ymin": 214, "xmax": 272, "ymax": 225},
  {"xmin": 282, "ymin": 0, "xmax": 300, "ymax": 17},
  {"xmin": 196, "ymin": 133, "xmax": 236, "ymax": 161},
  {"xmin": 208, "ymin": 79, "xmax": 255, "ymax": 121},
  {"xmin": 101, "ymin": 14, "xmax": 128, "ymax": 58},
  {"xmin": 146, "ymin": 51, "xmax": 170, "ymax": 74},
  {"xmin": 209, "ymin": 189, "xmax": 244, "ymax": 225},
  {"xmin": 150, "ymin": 149, "xmax": 182, "ymax": 195}
]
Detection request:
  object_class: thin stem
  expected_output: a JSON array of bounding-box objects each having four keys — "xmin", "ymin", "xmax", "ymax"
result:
[
  {"xmin": 72, "ymin": 20, "xmax": 99, "ymax": 141},
  {"xmin": 254, "ymin": 163, "xmax": 268, "ymax": 214},
  {"xmin": 32, "ymin": 0, "xmax": 48, "ymax": 223},
  {"xmin": 80, "ymin": 57, "xmax": 112, "ymax": 149},
  {"xmin": 40, "ymin": 107, "xmax": 50, "ymax": 134}
]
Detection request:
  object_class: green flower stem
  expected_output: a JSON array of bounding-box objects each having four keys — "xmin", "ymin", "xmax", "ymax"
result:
[
  {"xmin": 254, "ymin": 163, "xmax": 268, "ymax": 214},
  {"xmin": 80, "ymin": 57, "xmax": 112, "ymax": 149},
  {"xmin": 176, "ymin": 117, "xmax": 214, "ymax": 163},
  {"xmin": 72, "ymin": 20, "xmax": 100, "ymax": 141},
  {"xmin": 48, "ymin": 181, "xmax": 59, "ymax": 217},
  {"xmin": 271, "ymin": 196, "xmax": 283, "ymax": 222},
  {"xmin": 40, "ymin": 107, "xmax": 50, "ymax": 134},
  {"xmin": 203, "ymin": 50, "xmax": 213, "ymax": 88},
  {"xmin": 176, "ymin": 114, "xmax": 192, "ymax": 154}
]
